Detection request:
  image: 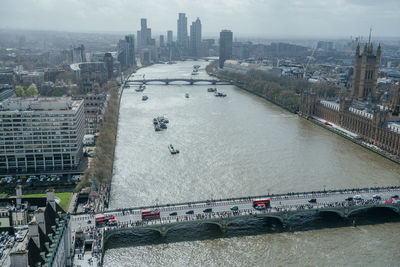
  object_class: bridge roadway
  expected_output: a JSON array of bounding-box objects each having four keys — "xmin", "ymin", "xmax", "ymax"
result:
[
  {"xmin": 125, "ymin": 78, "xmax": 232, "ymax": 85},
  {"xmin": 70, "ymin": 187, "xmax": 400, "ymax": 240}
]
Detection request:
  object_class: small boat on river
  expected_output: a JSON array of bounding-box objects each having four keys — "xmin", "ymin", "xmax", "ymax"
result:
[
  {"xmin": 136, "ymin": 85, "xmax": 146, "ymax": 92},
  {"xmin": 168, "ymin": 144, "xmax": 180, "ymax": 154}
]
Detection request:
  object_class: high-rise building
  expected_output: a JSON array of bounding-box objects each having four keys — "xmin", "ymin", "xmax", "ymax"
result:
[
  {"xmin": 219, "ymin": 30, "xmax": 233, "ymax": 68},
  {"xmin": 177, "ymin": 13, "xmax": 188, "ymax": 48},
  {"xmin": 103, "ymin": 52, "xmax": 114, "ymax": 80},
  {"xmin": 351, "ymin": 42, "xmax": 381, "ymax": 101},
  {"xmin": 138, "ymin": 18, "xmax": 152, "ymax": 48},
  {"xmin": 117, "ymin": 35, "xmax": 135, "ymax": 69},
  {"xmin": 159, "ymin": 35, "xmax": 165, "ymax": 47},
  {"xmin": 167, "ymin": 30, "xmax": 173, "ymax": 45},
  {"xmin": 72, "ymin": 44, "xmax": 86, "ymax": 63},
  {"xmin": 189, "ymin": 18, "xmax": 202, "ymax": 57},
  {"xmin": 136, "ymin": 18, "xmax": 157, "ymax": 63},
  {"xmin": 0, "ymin": 97, "xmax": 85, "ymax": 174},
  {"xmin": 125, "ymin": 34, "xmax": 136, "ymax": 67}
]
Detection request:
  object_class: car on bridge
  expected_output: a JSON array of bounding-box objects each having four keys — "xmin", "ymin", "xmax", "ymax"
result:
[
  {"xmin": 372, "ymin": 194, "xmax": 381, "ymax": 200},
  {"xmin": 391, "ymin": 194, "xmax": 399, "ymax": 199},
  {"xmin": 308, "ymin": 198, "xmax": 317, "ymax": 203},
  {"xmin": 230, "ymin": 206, "xmax": 239, "ymax": 211},
  {"xmin": 345, "ymin": 197, "xmax": 353, "ymax": 201},
  {"xmin": 353, "ymin": 195, "xmax": 363, "ymax": 200},
  {"xmin": 186, "ymin": 210, "xmax": 194, "ymax": 215},
  {"xmin": 203, "ymin": 208, "xmax": 212, "ymax": 213},
  {"xmin": 169, "ymin": 212, "xmax": 177, "ymax": 216}
]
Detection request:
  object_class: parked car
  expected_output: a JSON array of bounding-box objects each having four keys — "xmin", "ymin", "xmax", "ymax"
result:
[
  {"xmin": 372, "ymin": 194, "xmax": 381, "ymax": 200},
  {"xmin": 345, "ymin": 197, "xmax": 353, "ymax": 201}
]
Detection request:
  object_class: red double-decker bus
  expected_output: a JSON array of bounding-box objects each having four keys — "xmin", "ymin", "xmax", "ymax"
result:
[
  {"xmin": 95, "ymin": 214, "xmax": 107, "ymax": 226},
  {"xmin": 253, "ymin": 198, "xmax": 271, "ymax": 208},
  {"xmin": 141, "ymin": 209, "xmax": 160, "ymax": 220}
]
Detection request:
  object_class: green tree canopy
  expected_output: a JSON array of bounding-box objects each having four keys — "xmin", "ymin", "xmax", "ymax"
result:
[
  {"xmin": 15, "ymin": 85, "xmax": 25, "ymax": 97},
  {"xmin": 26, "ymin": 84, "xmax": 39, "ymax": 97}
]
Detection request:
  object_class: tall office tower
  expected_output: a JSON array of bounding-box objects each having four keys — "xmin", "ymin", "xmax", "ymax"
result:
[
  {"xmin": 177, "ymin": 13, "xmax": 188, "ymax": 48},
  {"xmin": 159, "ymin": 35, "xmax": 165, "ymax": 47},
  {"xmin": 103, "ymin": 52, "xmax": 114, "ymax": 79},
  {"xmin": 219, "ymin": 30, "xmax": 233, "ymax": 68},
  {"xmin": 167, "ymin": 30, "xmax": 173, "ymax": 45},
  {"xmin": 0, "ymin": 97, "xmax": 85, "ymax": 173},
  {"xmin": 72, "ymin": 44, "xmax": 86, "ymax": 63},
  {"xmin": 139, "ymin": 18, "xmax": 152, "ymax": 48},
  {"xmin": 117, "ymin": 39, "xmax": 129, "ymax": 68},
  {"xmin": 125, "ymin": 34, "xmax": 136, "ymax": 67},
  {"xmin": 351, "ymin": 42, "xmax": 381, "ymax": 101},
  {"xmin": 189, "ymin": 18, "xmax": 202, "ymax": 57}
]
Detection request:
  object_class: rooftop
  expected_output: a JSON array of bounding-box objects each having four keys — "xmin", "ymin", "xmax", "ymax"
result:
[{"xmin": 0, "ymin": 97, "xmax": 82, "ymax": 112}]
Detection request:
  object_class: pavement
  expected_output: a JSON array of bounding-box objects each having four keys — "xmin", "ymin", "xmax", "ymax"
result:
[{"xmin": 67, "ymin": 192, "xmax": 79, "ymax": 214}]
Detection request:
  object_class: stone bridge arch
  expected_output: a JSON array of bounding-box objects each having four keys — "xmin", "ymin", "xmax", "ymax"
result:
[
  {"xmin": 103, "ymin": 227, "xmax": 162, "ymax": 244},
  {"xmin": 318, "ymin": 209, "xmax": 345, "ymax": 218},
  {"xmin": 165, "ymin": 221, "xmax": 223, "ymax": 235},
  {"xmin": 348, "ymin": 205, "xmax": 400, "ymax": 218}
]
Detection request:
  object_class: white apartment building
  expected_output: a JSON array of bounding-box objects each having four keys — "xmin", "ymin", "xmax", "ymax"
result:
[{"xmin": 0, "ymin": 97, "xmax": 85, "ymax": 174}]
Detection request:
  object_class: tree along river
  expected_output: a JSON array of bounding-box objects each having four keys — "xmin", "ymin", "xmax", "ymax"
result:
[{"xmin": 104, "ymin": 61, "xmax": 400, "ymax": 266}]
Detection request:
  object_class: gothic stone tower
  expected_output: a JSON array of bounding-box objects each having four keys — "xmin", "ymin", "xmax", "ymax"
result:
[
  {"xmin": 391, "ymin": 83, "xmax": 400, "ymax": 116},
  {"xmin": 300, "ymin": 91, "xmax": 316, "ymax": 117},
  {"xmin": 351, "ymin": 43, "xmax": 381, "ymax": 101}
]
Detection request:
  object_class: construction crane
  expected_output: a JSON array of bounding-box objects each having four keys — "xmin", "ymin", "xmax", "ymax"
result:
[{"xmin": 303, "ymin": 45, "xmax": 317, "ymax": 79}]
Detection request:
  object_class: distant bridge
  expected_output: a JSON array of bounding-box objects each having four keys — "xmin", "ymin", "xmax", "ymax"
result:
[{"xmin": 125, "ymin": 78, "xmax": 232, "ymax": 85}]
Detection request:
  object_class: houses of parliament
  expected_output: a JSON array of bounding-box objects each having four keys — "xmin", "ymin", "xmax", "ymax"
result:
[{"xmin": 300, "ymin": 41, "xmax": 400, "ymax": 156}]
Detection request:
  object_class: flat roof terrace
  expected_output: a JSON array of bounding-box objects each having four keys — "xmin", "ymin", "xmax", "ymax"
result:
[{"xmin": 0, "ymin": 97, "xmax": 82, "ymax": 112}]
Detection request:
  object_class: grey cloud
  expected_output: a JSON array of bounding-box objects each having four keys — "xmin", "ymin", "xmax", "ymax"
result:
[{"xmin": 0, "ymin": 0, "xmax": 398, "ymax": 37}]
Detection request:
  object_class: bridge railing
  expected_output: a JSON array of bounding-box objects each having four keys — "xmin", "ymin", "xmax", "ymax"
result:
[{"xmin": 71, "ymin": 186, "xmax": 400, "ymax": 216}]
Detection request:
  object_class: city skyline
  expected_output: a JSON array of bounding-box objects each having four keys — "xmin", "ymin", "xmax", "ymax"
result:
[{"xmin": 0, "ymin": 0, "xmax": 399, "ymax": 38}]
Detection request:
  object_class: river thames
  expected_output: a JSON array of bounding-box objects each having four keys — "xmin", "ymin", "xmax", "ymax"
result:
[{"xmin": 104, "ymin": 60, "xmax": 400, "ymax": 266}]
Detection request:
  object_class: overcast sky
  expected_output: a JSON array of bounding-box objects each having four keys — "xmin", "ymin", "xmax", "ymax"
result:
[{"xmin": 0, "ymin": 0, "xmax": 399, "ymax": 38}]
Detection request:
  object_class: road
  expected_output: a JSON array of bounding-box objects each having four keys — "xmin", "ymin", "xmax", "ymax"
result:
[{"xmin": 70, "ymin": 187, "xmax": 400, "ymax": 231}]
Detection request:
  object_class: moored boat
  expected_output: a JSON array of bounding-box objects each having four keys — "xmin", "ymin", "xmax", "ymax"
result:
[{"xmin": 214, "ymin": 92, "xmax": 227, "ymax": 97}]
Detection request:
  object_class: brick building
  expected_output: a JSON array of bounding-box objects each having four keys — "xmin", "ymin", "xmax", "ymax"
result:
[{"xmin": 300, "ymin": 43, "xmax": 400, "ymax": 156}]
